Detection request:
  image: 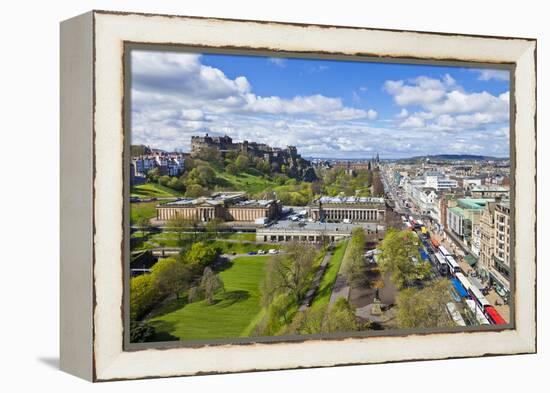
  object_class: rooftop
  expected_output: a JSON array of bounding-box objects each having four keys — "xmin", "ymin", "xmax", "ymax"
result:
[
  {"xmin": 449, "ymin": 206, "xmax": 466, "ymax": 218},
  {"xmin": 457, "ymin": 198, "xmax": 494, "ymax": 210},
  {"xmin": 313, "ymin": 196, "xmax": 385, "ymax": 205}
]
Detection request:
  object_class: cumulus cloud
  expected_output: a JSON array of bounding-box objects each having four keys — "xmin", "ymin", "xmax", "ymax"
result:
[
  {"xmin": 131, "ymin": 50, "xmax": 381, "ymax": 156},
  {"xmin": 475, "ymin": 69, "xmax": 510, "ymax": 81},
  {"xmin": 131, "ymin": 51, "xmax": 509, "ymax": 158},
  {"xmin": 384, "ymin": 73, "xmax": 509, "ymax": 133}
]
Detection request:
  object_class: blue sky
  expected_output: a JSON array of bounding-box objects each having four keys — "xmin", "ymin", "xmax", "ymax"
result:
[{"xmin": 131, "ymin": 50, "xmax": 510, "ymax": 159}]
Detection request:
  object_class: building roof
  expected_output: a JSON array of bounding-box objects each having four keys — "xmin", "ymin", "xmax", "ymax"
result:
[
  {"xmin": 232, "ymin": 199, "xmax": 276, "ymax": 207},
  {"xmin": 471, "ymin": 185, "xmax": 509, "ymax": 192},
  {"xmin": 457, "ymin": 198, "xmax": 494, "ymax": 210},
  {"xmin": 314, "ymin": 196, "xmax": 385, "ymax": 205},
  {"xmin": 449, "ymin": 206, "xmax": 466, "ymax": 218}
]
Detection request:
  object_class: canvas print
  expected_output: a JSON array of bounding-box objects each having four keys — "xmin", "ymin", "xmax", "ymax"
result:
[{"xmin": 127, "ymin": 49, "xmax": 511, "ymax": 344}]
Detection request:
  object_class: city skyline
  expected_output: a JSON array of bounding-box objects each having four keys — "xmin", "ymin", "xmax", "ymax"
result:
[{"xmin": 131, "ymin": 50, "xmax": 510, "ymax": 159}]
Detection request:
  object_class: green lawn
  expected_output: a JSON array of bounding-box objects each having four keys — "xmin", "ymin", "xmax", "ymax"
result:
[
  {"xmin": 131, "ymin": 182, "xmax": 183, "ymax": 198},
  {"xmin": 130, "ymin": 201, "xmax": 158, "ymax": 225},
  {"xmin": 213, "ymin": 166, "xmax": 279, "ymax": 195},
  {"xmin": 210, "ymin": 240, "xmax": 280, "ymax": 254},
  {"xmin": 150, "ymin": 256, "xmax": 269, "ymax": 340},
  {"xmin": 311, "ymin": 240, "xmax": 348, "ymax": 309}
]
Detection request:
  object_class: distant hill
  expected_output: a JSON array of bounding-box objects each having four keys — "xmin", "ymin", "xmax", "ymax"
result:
[{"xmin": 400, "ymin": 154, "xmax": 508, "ymax": 162}]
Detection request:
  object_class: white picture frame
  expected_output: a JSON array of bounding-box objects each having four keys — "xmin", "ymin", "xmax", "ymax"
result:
[{"xmin": 60, "ymin": 10, "xmax": 536, "ymax": 381}]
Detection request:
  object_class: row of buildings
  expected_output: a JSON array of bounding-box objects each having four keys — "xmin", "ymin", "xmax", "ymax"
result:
[
  {"xmin": 155, "ymin": 192, "xmax": 388, "ymax": 243},
  {"xmin": 130, "ymin": 152, "xmax": 186, "ymax": 184},
  {"xmin": 387, "ymin": 160, "xmax": 511, "ymax": 298},
  {"xmin": 156, "ymin": 192, "xmax": 281, "ymax": 224}
]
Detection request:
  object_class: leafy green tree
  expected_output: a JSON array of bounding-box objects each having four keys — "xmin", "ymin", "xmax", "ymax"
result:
[
  {"xmin": 185, "ymin": 241, "xmax": 219, "ymax": 271},
  {"xmin": 324, "ymin": 298, "xmax": 359, "ymax": 333},
  {"xmin": 377, "ymin": 229, "xmax": 422, "ymax": 289},
  {"xmin": 396, "ymin": 279, "xmax": 453, "ymax": 329},
  {"xmin": 130, "ymin": 320, "xmax": 156, "ymax": 343},
  {"xmin": 235, "ymin": 153, "xmax": 250, "ymax": 171},
  {"xmin": 130, "ymin": 273, "xmax": 158, "ymax": 320},
  {"xmin": 261, "ymin": 242, "xmax": 317, "ymax": 304},
  {"xmin": 204, "ymin": 218, "xmax": 224, "ymax": 240},
  {"xmin": 286, "ymin": 298, "xmax": 359, "ymax": 335},
  {"xmin": 158, "ymin": 175, "xmax": 171, "ymax": 187},
  {"xmin": 167, "ymin": 177, "xmax": 185, "ymax": 191},
  {"xmin": 146, "ymin": 167, "xmax": 160, "ymax": 182},
  {"xmin": 151, "ymin": 258, "xmax": 192, "ymax": 300},
  {"xmin": 185, "ymin": 184, "xmax": 208, "ymax": 198},
  {"xmin": 226, "ymin": 163, "xmax": 238, "ymax": 175},
  {"xmin": 371, "ymin": 169, "xmax": 384, "ymax": 197},
  {"xmin": 200, "ymin": 267, "xmax": 225, "ymax": 304},
  {"xmin": 167, "ymin": 215, "xmax": 192, "ymax": 245},
  {"xmin": 343, "ymin": 228, "xmax": 368, "ymax": 286},
  {"xmin": 137, "ymin": 216, "xmax": 151, "ymax": 238}
]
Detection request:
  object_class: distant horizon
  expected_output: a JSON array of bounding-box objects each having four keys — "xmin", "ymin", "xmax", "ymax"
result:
[
  {"xmin": 134, "ymin": 142, "xmax": 509, "ymax": 161},
  {"xmin": 131, "ymin": 50, "xmax": 510, "ymax": 159}
]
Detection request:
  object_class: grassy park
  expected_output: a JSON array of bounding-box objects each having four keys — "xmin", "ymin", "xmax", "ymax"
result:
[
  {"xmin": 131, "ymin": 182, "xmax": 183, "ymax": 198},
  {"xmin": 150, "ymin": 256, "xmax": 269, "ymax": 340}
]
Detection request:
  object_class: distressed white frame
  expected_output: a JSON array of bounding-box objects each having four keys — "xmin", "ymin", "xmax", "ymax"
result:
[{"xmin": 61, "ymin": 10, "xmax": 536, "ymax": 381}]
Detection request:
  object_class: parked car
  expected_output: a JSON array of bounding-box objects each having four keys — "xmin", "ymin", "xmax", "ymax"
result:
[
  {"xmin": 257, "ymin": 250, "xmax": 266, "ymax": 255},
  {"xmin": 268, "ymin": 249, "xmax": 278, "ymax": 254},
  {"xmin": 247, "ymin": 251, "xmax": 257, "ymax": 255}
]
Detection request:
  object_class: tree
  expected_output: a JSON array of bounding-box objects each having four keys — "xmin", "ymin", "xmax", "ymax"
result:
[
  {"xmin": 137, "ymin": 216, "xmax": 151, "ymax": 238},
  {"xmin": 167, "ymin": 177, "xmax": 185, "ymax": 192},
  {"xmin": 235, "ymin": 153, "xmax": 250, "ymax": 171},
  {"xmin": 185, "ymin": 241, "xmax": 219, "ymax": 272},
  {"xmin": 377, "ymin": 229, "xmax": 422, "ymax": 289},
  {"xmin": 158, "ymin": 175, "xmax": 171, "ymax": 187},
  {"xmin": 286, "ymin": 298, "xmax": 359, "ymax": 335},
  {"xmin": 342, "ymin": 228, "xmax": 368, "ymax": 286},
  {"xmin": 151, "ymin": 258, "xmax": 192, "ymax": 300},
  {"xmin": 130, "ymin": 273, "xmax": 158, "ymax": 320},
  {"xmin": 130, "ymin": 320, "xmax": 156, "ymax": 343},
  {"xmin": 204, "ymin": 218, "xmax": 224, "ymax": 240},
  {"xmin": 371, "ymin": 169, "xmax": 384, "ymax": 197},
  {"xmin": 185, "ymin": 184, "xmax": 208, "ymax": 198},
  {"xmin": 324, "ymin": 298, "xmax": 359, "ymax": 333},
  {"xmin": 396, "ymin": 279, "xmax": 453, "ymax": 328},
  {"xmin": 200, "ymin": 267, "xmax": 225, "ymax": 304},
  {"xmin": 261, "ymin": 242, "xmax": 317, "ymax": 304},
  {"xmin": 226, "ymin": 163, "xmax": 238, "ymax": 175},
  {"xmin": 167, "ymin": 215, "xmax": 192, "ymax": 245},
  {"xmin": 146, "ymin": 167, "xmax": 160, "ymax": 182}
]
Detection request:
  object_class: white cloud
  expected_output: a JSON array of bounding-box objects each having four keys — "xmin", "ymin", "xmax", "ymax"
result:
[
  {"xmin": 384, "ymin": 73, "xmax": 509, "ymax": 135},
  {"xmin": 399, "ymin": 115, "xmax": 425, "ymax": 128},
  {"xmin": 395, "ymin": 108, "xmax": 409, "ymax": 118},
  {"xmin": 475, "ymin": 69, "xmax": 510, "ymax": 81},
  {"xmin": 267, "ymin": 58, "xmax": 287, "ymax": 68},
  {"xmin": 383, "ymin": 78, "xmax": 446, "ymax": 106},
  {"xmin": 131, "ymin": 51, "xmax": 509, "ymax": 158},
  {"xmin": 181, "ymin": 109, "xmax": 205, "ymax": 121}
]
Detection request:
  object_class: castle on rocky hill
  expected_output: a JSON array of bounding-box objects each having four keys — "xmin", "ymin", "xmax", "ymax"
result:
[{"xmin": 191, "ymin": 134, "xmax": 317, "ymax": 181}]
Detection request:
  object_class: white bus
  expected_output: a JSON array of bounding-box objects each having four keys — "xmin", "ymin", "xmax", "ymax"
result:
[
  {"xmin": 455, "ymin": 272, "xmax": 472, "ymax": 292},
  {"xmin": 445, "ymin": 255, "xmax": 461, "ymax": 274},
  {"xmin": 466, "ymin": 299, "xmax": 490, "ymax": 325},
  {"xmin": 439, "ymin": 245, "xmax": 451, "ymax": 257},
  {"xmin": 435, "ymin": 252, "xmax": 447, "ymax": 267},
  {"xmin": 468, "ymin": 284, "xmax": 491, "ymax": 308},
  {"xmin": 446, "ymin": 302, "xmax": 466, "ymax": 326}
]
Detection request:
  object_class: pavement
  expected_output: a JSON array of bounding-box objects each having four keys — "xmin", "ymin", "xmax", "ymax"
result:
[{"xmin": 299, "ymin": 251, "xmax": 333, "ymax": 311}]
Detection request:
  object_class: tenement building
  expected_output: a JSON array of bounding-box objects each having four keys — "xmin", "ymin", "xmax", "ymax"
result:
[
  {"xmin": 478, "ymin": 199, "xmax": 511, "ymax": 300},
  {"xmin": 308, "ymin": 196, "xmax": 386, "ymax": 223},
  {"xmin": 156, "ymin": 192, "xmax": 281, "ymax": 223}
]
